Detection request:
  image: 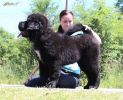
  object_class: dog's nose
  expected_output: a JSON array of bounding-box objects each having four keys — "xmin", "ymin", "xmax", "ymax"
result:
[{"xmin": 18, "ymin": 21, "xmax": 26, "ymax": 31}]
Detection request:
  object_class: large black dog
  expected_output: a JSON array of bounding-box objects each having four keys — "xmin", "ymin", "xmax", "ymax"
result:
[{"xmin": 18, "ymin": 13, "xmax": 100, "ymax": 89}]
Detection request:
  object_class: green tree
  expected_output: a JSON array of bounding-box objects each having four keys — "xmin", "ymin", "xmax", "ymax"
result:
[
  {"xmin": 0, "ymin": 27, "xmax": 37, "ymax": 81},
  {"xmin": 0, "ymin": 28, "xmax": 15, "ymax": 65},
  {"xmin": 116, "ymin": 0, "xmax": 123, "ymax": 13},
  {"xmin": 30, "ymin": 0, "xmax": 59, "ymax": 29},
  {"xmin": 31, "ymin": 0, "xmax": 52, "ymax": 13},
  {"xmin": 73, "ymin": 0, "xmax": 123, "ymax": 77}
]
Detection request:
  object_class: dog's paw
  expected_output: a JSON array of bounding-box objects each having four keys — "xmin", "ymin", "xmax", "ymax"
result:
[
  {"xmin": 45, "ymin": 80, "xmax": 57, "ymax": 88},
  {"xmin": 84, "ymin": 85, "xmax": 98, "ymax": 89}
]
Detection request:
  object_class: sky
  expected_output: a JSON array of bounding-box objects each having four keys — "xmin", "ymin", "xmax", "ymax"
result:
[
  {"xmin": 0, "ymin": 0, "xmax": 76, "ymax": 37},
  {"xmin": 0, "ymin": 0, "xmax": 32, "ymax": 36},
  {"xmin": 0, "ymin": 0, "xmax": 116, "ymax": 37}
]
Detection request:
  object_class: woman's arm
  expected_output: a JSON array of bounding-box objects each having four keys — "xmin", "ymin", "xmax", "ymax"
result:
[{"xmin": 91, "ymin": 30, "xmax": 102, "ymax": 44}]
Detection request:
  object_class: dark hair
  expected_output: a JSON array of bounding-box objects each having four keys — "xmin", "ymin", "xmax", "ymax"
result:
[
  {"xmin": 57, "ymin": 25, "xmax": 64, "ymax": 33},
  {"xmin": 59, "ymin": 10, "xmax": 74, "ymax": 21},
  {"xmin": 58, "ymin": 10, "xmax": 74, "ymax": 33}
]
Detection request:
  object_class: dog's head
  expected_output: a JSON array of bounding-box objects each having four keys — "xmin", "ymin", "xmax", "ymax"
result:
[{"xmin": 18, "ymin": 13, "xmax": 49, "ymax": 41}]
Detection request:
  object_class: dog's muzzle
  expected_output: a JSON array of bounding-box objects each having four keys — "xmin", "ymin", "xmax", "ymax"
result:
[
  {"xmin": 18, "ymin": 21, "xmax": 28, "ymax": 37},
  {"xmin": 18, "ymin": 21, "xmax": 27, "ymax": 31}
]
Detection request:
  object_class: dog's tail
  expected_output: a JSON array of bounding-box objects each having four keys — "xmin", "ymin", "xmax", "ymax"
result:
[{"xmin": 66, "ymin": 24, "xmax": 93, "ymax": 35}]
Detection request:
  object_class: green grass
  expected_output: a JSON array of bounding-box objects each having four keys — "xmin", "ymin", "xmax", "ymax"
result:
[
  {"xmin": 101, "ymin": 72, "xmax": 123, "ymax": 88},
  {"xmin": 0, "ymin": 66, "xmax": 123, "ymax": 89},
  {"xmin": 0, "ymin": 63, "xmax": 123, "ymax": 89},
  {"xmin": 0, "ymin": 67, "xmax": 25, "ymax": 84},
  {"xmin": 100, "ymin": 68, "xmax": 123, "ymax": 88},
  {"xmin": 0, "ymin": 63, "xmax": 123, "ymax": 100},
  {"xmin": 0, "ymin": 87, "xmax": 123, "ymax": 100}
]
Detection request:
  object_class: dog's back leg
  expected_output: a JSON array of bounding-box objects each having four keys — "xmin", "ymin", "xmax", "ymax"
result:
[
  {"xmin": 78, "ymin": 47, "xmax": 100, "ymax": 89},
  {"xmin": 84, "ymin": 64, "xmax": 100, "ymax": 89},
  {"xmin": 78, "ymin": 60, "xmax": 100, "ymax": 89}
]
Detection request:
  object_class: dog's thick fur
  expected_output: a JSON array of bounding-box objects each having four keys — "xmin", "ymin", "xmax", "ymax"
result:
[{"xmin": 18, "ymin": 13, "xmax": 100, "ymax": 89}]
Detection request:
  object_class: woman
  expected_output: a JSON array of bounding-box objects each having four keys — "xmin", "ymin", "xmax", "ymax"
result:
[
  {"xmin": 58, "ymin": 10, "xmax": 101, "ymax": 43},
  {"xmin": 57, "ymin": 10, "xmax": 101, "ymax": 88},
  {"xmin": 56, "ymin": 10, "xmax": 82, "ymax": 88}
]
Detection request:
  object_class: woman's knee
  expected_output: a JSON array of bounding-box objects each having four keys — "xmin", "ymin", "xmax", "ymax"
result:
[{"xmin": 57, "ymin": 74, "xmax": 80, "ymax": 88}]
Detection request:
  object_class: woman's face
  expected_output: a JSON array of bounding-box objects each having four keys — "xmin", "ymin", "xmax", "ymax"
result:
[{"xmin": 60, "ymin": 13, "xmax": 73, "ymax": 32}]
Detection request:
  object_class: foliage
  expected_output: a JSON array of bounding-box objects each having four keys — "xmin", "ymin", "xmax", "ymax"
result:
[
  {"xmin": 31, "ymin": 0, "xmax": 52, "ymax": 13},
  {"xmin": 73, "ymin": 0, "xmax": 123, "ymax": 78},
  {"xmin": 100, "ymin": 58, "xmax": 123, "ymax": 88},
  {"xmin": 116, "ymin": 0, "xmax": 123, "ymax": 13},
  {"xmin": 0, "ymin": 28, "xmax": 37, "ymax": 82},
  {"xmin": 0, "ymin": 28, "xmax": 15, "ymax": 65},
  {"xmin": 0, "ymin": 0, "xmax": 123, "ymax": 88},
  {"xmin": 30, "ymin": 0, "xmax": 59, "ymax": 29}
]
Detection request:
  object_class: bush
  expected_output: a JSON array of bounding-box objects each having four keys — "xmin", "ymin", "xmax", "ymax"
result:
[{"xmin": 0, "ymin": 28, "xmax": 37, "ymax": 84}]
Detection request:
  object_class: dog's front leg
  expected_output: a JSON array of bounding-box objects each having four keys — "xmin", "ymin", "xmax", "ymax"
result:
[
  {"xmin": 45, "ymin": 79, "xmax": 59, "ymax": 88},
  {"xmin": 45, "ymin": 65, "xmax": 61, "ymax": 88}
]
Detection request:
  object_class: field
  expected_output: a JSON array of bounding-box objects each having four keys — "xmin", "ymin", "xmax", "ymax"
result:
[{"xmin": 0, "ymin": 86, "xmax": 123, "ymax": 100}]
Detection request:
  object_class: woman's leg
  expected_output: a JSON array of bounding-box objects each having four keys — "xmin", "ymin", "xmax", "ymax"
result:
[
  {"xmin": 24, "ymin": 75, "xmax": 48, "ymax": 87},
  {"xmin": 57, "ymin": 71, "xmax": 80, "ymax": 88}
]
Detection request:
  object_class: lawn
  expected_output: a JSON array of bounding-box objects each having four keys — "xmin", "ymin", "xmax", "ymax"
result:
[{"xmin": 0, "ymin": 87, "xmax": 123, "ymax": 100}]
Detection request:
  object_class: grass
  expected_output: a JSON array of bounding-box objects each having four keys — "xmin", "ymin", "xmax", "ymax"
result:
[
  {"xmin": 0, "ymin": 63, "xmax": 123, "ymax": 100},
  {"xmin": 0, "ymin": 64, "xmax": 123, "ymax": 88},
  {"xmin": 0, "ymin": 87, "xmax": 123, "ymax": 100},
  {"xmin": 100, "ymin": 68, "xmax": 123, "ymax": 88},
  {"xmin": 0, "ymin": 67, "xmax": 25, "ymax": 84},
  {"xmin": 101, "ymin": 72, "xmax": 123, "ymax": 88}
]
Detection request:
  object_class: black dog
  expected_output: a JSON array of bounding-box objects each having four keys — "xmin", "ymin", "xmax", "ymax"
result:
[{"xmin": 18, "ymin": 13, "xmax": 100, "ymax": 89}]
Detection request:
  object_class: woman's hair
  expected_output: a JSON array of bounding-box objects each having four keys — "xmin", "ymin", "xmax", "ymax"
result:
[
  {"xmin": 58, "ymin": 10, "xmax": 74, "ymax": 33},
  {"xmin": 59, "ymin": 10, "xmax": 74, "ymax": 21}
]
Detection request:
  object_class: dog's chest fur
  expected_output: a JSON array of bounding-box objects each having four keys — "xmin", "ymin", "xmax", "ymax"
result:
[{"xmin": 34, "ymin": 50, "xmax": 43, "ymax": 62}]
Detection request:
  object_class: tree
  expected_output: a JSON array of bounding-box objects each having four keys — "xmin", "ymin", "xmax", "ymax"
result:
[
  {"xmin": 30, "ymin": 0, "xmax": 59, "ymax": 29},
  {"xmin": 31, "ymin": 0, "xmax": 51, "ymax": 13},
  {"xmin": 73, "ymin": 0, "xmax": 123, "ymax": 77},
  {"xmin": 116, "ymin": 0, "xmax": 123, "ymax": 13},
  {"xmin": 0, "ymin": 27, "xmax": 37, "ymax": 79},
  {"xmin": 24, "ymin": 0, "xmax": 123, "ymax": 77}
]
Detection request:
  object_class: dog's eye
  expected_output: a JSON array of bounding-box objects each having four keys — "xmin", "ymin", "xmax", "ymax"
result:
[
  {"xmin": 34, "ymin": 20, "xmax": 38, "ymax": 23},
  {"xmin": 27, "ymin": 18, "xmax": 31, "ymax": 21}
]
